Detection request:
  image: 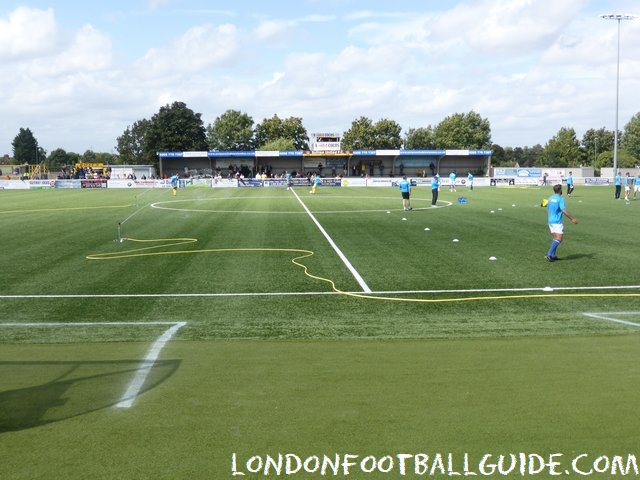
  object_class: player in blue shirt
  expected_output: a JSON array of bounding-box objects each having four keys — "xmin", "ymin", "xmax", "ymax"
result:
[
  {"xmin": 566, "ymin": 171, "xmax": 574, "ymax": 197},
  {"xmin": 634, "ymin": 174, "xmax": 640, "ymax": 200},
  {"xmin": 614, "ymin": 172, "xmax": 622, "ymax": 199},
  {"xmin": 310, "ymin": 173, "xmax": 322, "ymax": 194},
  {"xmin": 624, "ymin": 172, "xmax": 631, "ymax": 202},
  {"xmin": 398, "ymin": 176, "xmax": 412, "ymax": 211},
  {"xmin": 449, "ymin": 171, "xmax": 457, "ymax": 192},
  {"xmin": 546, "ymin": 184, "xmax": 578, "ymax": 262},
  {"xmin": 170, "ymin": 174, "xmax": 179, "ymax": 196},
  {"xmin": 431, "ymin": 174, "xmax": 440, "ymax": 207},
  {"xmin": 467, "ymin": 172, "xmax": 474, "ymax": 191},
  {"xmin": 285, "ymin": 171, "xmax": 293, "ymax": 190}
]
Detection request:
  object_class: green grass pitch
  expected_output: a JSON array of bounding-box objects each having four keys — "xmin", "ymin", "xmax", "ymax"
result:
[{"xmin": 1, "ymin": 184, "xmax": 639, "ymax": 479}]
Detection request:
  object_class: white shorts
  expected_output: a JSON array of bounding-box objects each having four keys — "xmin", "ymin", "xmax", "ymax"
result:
[
  {"xmin": 548, "ymin": 223, "xmax": 564, "ymax": 234},
  {"xmin": 635, "ymin": 185, "xmax": 640, "ymax": 192}
]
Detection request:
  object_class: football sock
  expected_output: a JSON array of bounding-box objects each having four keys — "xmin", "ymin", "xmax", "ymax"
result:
[{"xmin": 547, "ymin": 239, "xmax": 561, "ymax": 257}]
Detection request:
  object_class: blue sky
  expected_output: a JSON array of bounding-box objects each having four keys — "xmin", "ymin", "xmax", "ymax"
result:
[{"xmin": 1, "ymin": 0, "xmax": 639, "ymax": 156}]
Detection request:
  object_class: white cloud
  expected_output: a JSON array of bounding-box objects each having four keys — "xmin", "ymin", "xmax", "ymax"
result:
[
  {"xmin": 147, "ymin": 0, "xmax": 172, "ymax": 11},
  {"xmin": 254, "ymin": 20, "xmax": 292, "ymax": 42},
  {"xmin": 459, "ymin": 0, "xmax": 588, "ymax": 53},
  {"xmin": 34, "ymin": 25, "xmax": 113, "ymax": 76},
  {"xmin": 0, "ymin": 7, "xmax": 58, "ymax": 59},
  {"xmin": 135, "ymin": 23, "xmax": 239, "ymax": 77}
]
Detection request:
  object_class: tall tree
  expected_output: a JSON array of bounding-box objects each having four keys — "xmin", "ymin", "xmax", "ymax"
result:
[
  {"xmin": 595, "ymin": 149, "xmax": 636, "ymax": 169},
  {"xmin": 82, "ymin": 149, "xmax": 98, "ymax": 163},
  {"xmin": 207, "ymin": 109, "xmax": 255, "ymax": 151},
  {"xmin": 621, "ymin": 112, "xmax": 640, "ymax": 161},
  {"xmin": 12, "ymin": 128, "xmax": 39, "ymax": 164},
  {"xmin": 582, "ymin": 127, "xmax": 614, "ymax": 168},
  {"xmin": 281, "ymin": 117, "xmax": 309, "ymax": 150},
  {"xmin": 47, "ymin": 148, "xmax": 73, "ymax": 170},
  {"xmin": 433, "ymin": 111, "xmax": 492, "ymax": 149},
  {"xmin": 520, "ymin": 145, "xmax": 544, "ymax": 167},
  {"xmin": 258, "ymin": 138, "xmax": 296, "ymax": 151},
  {"xmin": 95, "ymin": 152, "xmax": 119, "ymax": 165},
  {"xmin": 490, "ymin": 144, "xmax": 506, "ymax": 166},
  {"xmin": 500, "ymin": 146, "xmax": 520, "ymax": 167},
  {"xmin": 144, "ymin": 101, "xmax": 207, "ymax": 164},
  {"xmin": 255, "ymin": 115, "xmax": 282, "ymax": 148},
  {"xmin": 543, "ymin": 128, "xmax": 581, "ymax": 167},
  {"xmin": 254, "ymin": 115, "xmax": 309, "ymax": 150},
  {"xmin": 404, "ymin": 127, "xmax": 435, "ymax": 150},
  {"xmin": 117, "ymin": 119, "xmax": 150, "ymax": 165},
  {"xmin": 341, "ymin": 116, "xmax": 376, "ymax": 150},
  {"xmin": 372, "ymin": 118, "xmax": 402, "ymax": 149}
]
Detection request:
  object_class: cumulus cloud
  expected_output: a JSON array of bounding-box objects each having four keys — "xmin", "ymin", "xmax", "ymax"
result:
[
  {"xmin": 254, "ymin": 19, "xmax": 292, "ymax": 42},
  {"xmin": 135, "ymin": 23, "xmax": 239, "ymax": 77},
  {"xmin": 459, "ymin": 0, "xmax": 587, "ymax": 53},
  {"xmin": 0, "ymin": 7, "xmax": 59, "ymax": 59}
]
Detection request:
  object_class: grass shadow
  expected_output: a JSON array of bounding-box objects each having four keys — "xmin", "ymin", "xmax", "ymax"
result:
[
  {"xmin": 559, "ymin": 252, "xmax": 596, "ymax": 261},
  {"xmin": 0, "ymin": 359, "xmax": 180, "ymax": 433}
]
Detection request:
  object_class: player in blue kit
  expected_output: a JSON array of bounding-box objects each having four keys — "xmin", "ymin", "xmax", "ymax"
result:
[
  {"xmin": 566, "ymin": 171, "xmax": 574, "ymax": 197},
  {"xmin": 431, "ymin": 174, "xmax": 440, "ymax": 207},
  {"xmin": 398, "ymin": 176, "xmax": 412, "ymax": 211},
  {"xmin": 170, "ymin": 174, "xmax": 179, "ymax": 196},
  {"xmin": 310, "ymin": 173, "xmax": 321, "ymax": 194},
  {"xmin": 545, "ymin": 184, "xmax": 578, "ymax": 262},
  {"xmin": 624, "ymin": 172, "xmax": 631, "ymax": 202}
]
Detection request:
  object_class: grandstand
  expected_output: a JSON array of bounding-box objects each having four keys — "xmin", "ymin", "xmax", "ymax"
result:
[{"xmin": 157, "ymin": 148, "xmax": 492, "ymax": 179}]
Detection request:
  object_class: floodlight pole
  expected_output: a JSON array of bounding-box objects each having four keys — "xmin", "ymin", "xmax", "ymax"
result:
[{"xmin": 600, "ymin": 14, "xmax": 635, "ymax": 175}]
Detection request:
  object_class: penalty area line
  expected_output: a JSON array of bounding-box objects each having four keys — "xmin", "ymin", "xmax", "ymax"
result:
[
  {"xmin": 0, "ymin": 321, "xmax": 186, "ymax": 327},
  {"xmin": 115, "ymin": 321, "xmax": 187, "ymax": 408},
  {"xmin": 583, "ymin": 312, "xmax": 640, "ymax": 328},
  {"xmin": 0, "ymin": 321, "xmax": 187, "ymax": 409}
]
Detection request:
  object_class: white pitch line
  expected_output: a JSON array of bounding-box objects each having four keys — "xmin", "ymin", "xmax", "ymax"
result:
[
  {"xmin": 1, "ymin": 284, "xmax": 640, "ymax": 300},
  {"xmin": 115, "ymin": 321, "xmax": 186, "ymax": 408},
  {"xmin": 583, "ymin": 312, "xmax": 640, "ymax": 328},
  {"xmin": 0, "ymin": 321, "xmax": 187, "ymax": 409},
  {"xmin": 291, "ymin": 188, "xmax": 372, "ymax": 293},
  {"xmin": 0, "ymin": 293, "xmax": 340, "ymax": 299},
  {"xmin": 0, "ymin": 321, "xmax": 184, "ymax": 327}
]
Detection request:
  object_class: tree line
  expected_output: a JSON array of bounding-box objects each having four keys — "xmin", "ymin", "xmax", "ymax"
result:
[{"xmin": 6, "ymin": 101, "xmax": 640, "ymax": 173}]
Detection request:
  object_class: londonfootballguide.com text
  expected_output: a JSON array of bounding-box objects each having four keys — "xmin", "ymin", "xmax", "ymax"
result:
[{"xmin": 231, "ymin": 452, "xmax": 639, "ymax": 476}]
